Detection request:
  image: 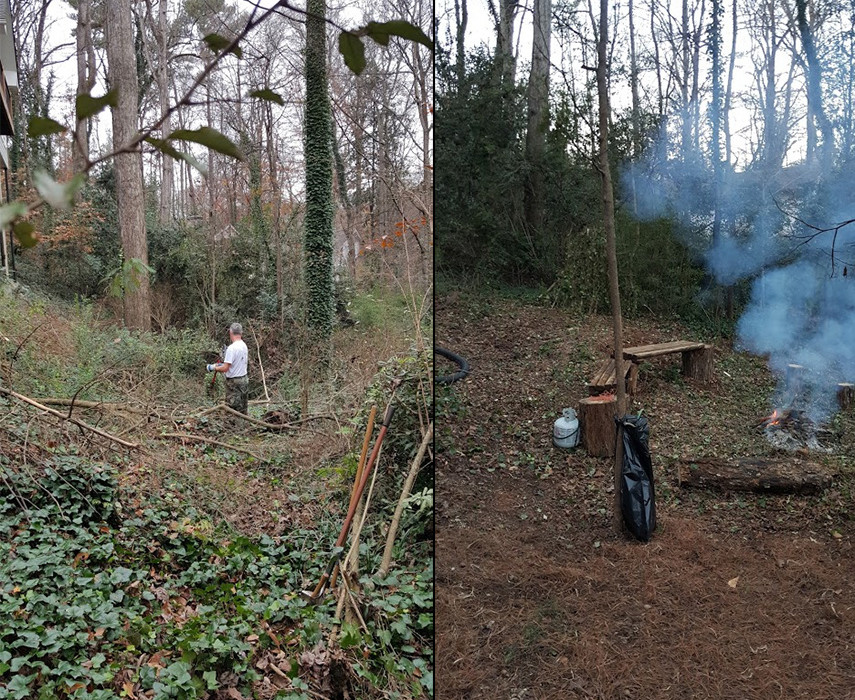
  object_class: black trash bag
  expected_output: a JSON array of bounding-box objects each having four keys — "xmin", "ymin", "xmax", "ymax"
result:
[{"xmin": 617, "ymin": 414, "xmax": 656, "ymax": 541}]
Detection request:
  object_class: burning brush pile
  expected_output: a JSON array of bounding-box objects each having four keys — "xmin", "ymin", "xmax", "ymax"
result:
[
  {"xmin": 757, "ymin": 408, "xmax": 831, "ymax": 452},
  {"xmin": 754, "ymin": 364, "xmax": 845, "ymax": 452}
]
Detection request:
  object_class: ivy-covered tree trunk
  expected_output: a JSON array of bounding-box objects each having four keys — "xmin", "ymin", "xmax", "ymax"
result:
[
  {"xmin": 106, "ymin": 0, "xmax": 150, "ymax": 331},
  {"xmin": 304, "ymin": 0, "xmax": 334, "ymax": 354}
]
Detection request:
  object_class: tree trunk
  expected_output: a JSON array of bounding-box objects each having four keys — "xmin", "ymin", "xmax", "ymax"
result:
[
  {"xmin": 690, "ymin": 0, "xmax": 704, "ymax": 152},
  {"xmin": 455, "ymin": 0, "xmax": 467, "ymax": 83},
  {"xmin": 650, "ymin": 0, "xmax": 663, "ymax": 117},
  {"xmin": 524, "ymin": 0, "xmax": 551, "ymax": 251},
  {"xmin": 73, "ymin": 0, "xmax": 95, "ymax": 175},
  {"xmin": 628, "ymin": 0, "xmax": 640, "ymax": 290},
  {"xmin": 305, "ymin": 0, "xmax": 335, "ymax": 356},
  {"xmin": 723, "ymin": 0, "xmax": 737, "ymax": 164},
  {"xmin": 106, "ymin": 0, "xmax": 150, "ymax": 331},
  {"xmin": 681, "ymin": 0, "xmax": 691, "ymax": 159},
  {"xmin": 206, "ymin": 79, "xmax": 216, "ymax": 322},
  {"xmin": 158, "ymin": 0, "xmax": 173, "ymax": 224},
  {"xmin": 762, "ymin": 0, "xmax": 779, "ymax": 169},
  {"xmin": 496, "ymin": 0, "xmax": 519, "ymax": 87},
  {"xmin": 597, "ymin": 0, "xmax": 625, "ymax": 532},
  {"xmin": 795, "ymin": 0, "xmax": 833, "ymax": 171},
  {"xmin": 710, "ymin": 0, "xmax": 723, "ymax": 296}
]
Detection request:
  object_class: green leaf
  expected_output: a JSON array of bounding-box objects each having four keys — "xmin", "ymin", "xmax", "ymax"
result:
[
  {"xmin": 145, "ymin": 136, "xmax": 183, "ymax": 160},
  {"xmin": 145, "ymin": 137, "xmax": 208, "ymax": 175},
  {"xmin": 363, "ymin": 20, "xmax": 433, "ymax": 50},
  {"xmin": 338, "ymin": 32, "xmax": 366, "ymax": 75},
  {"xmin": 13, "ymin": 221, "xmax": 38, "ymax": 249},
  {"xmin": 169, "ymin": 127, "xmax": 244, "ymax": 161},
  {"xmin": 0, "ymin": 201, "xmax": 28, "ymax": 229},
  {"xmin": 75, "ymin": 90, "xmax": 118, "ymax": 121},
  {"xmin": 7, "ymin": 674, "xmax": 33, "ymax": 698},
  {"xmin": 249, "ymin": 88, "xmax": 285, "ymax": 106},
  {"xmin": 339, "ymin": 621, "xmax": 361, "ymax": 649},
  {"xmin": 202, "ymin": 670, "xmax": 218, "ymax": 690},
  {"xmin": 33, "ymin": 171, "xmax": 85, "ymax": 210},
  {"xmin": 203, "ymin": 33, "xmax": 242, "ymax": 58},
  {"xmin": 110, "ymin": 566, "xmax": 133, "ymax": 584},
  {"xmin": 27, "ymin": 116, "xmax": 66, "ymax": 138}
]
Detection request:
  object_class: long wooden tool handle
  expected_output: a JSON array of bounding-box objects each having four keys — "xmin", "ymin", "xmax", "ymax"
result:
[
  {"xmin": 332, "ymin": 405, "xmax": 378, "ymax": 589},
  {"xmin": 335, "ymin": 405, "xmax": 395, "ymax": 549},
  {"xmin": 347, "ymin": 405, "xmax": 377, "ymax": 515}
]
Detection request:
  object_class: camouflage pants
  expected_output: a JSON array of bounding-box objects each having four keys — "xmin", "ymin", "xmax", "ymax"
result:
[{"xmin": 225, "ymin": 375, "xmax": 249, "ymax": 414}]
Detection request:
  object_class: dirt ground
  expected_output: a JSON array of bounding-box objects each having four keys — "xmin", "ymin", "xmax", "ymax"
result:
[{"xmin": 436, "ymin": 291, "xmax": 855, "ymax": 700}]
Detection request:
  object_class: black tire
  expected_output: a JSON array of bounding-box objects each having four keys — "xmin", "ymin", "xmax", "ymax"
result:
[{"xmin": 436, "ymin": 347, "xmax": 470, "ymax": 385}]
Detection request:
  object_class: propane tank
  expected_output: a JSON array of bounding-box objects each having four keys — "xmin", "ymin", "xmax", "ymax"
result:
[{"xmin": 553, "ymin": 408, "xmax": 580, "ymax": 449}]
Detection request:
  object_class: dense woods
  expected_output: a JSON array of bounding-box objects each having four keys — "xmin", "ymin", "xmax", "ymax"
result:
[
  {"xmin": 437, "ymin": 0, "xmax": 855, "ymax": 322},
  {"xmin": 1, "ymin": 0, "xmax": 433, "ymax": 697}
]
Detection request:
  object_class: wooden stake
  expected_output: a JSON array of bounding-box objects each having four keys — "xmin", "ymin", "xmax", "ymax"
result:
[
  {"xmin": 379, "ymin": 423, "xmax": 433, "ymax": 577},
  {"xmin": 249, "ymin": 326, "xmax": 271, "ymax": 403}
]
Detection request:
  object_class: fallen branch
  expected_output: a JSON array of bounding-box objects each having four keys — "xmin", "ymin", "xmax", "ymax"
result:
[
  {"xmin": 195, "ymin": 403, "xmax": 336, "ymax": 430},
  {"xmin": 218, "ymin": 404, "xmax": 298, "ymax": 429},
  {"xmin": 378, "ymin": 423, "xmax": 433, "ymax": 578},
  {"xmin": 160, "ymin": 433, "xmax": 264, "ymax": 461},
  {"xmin": 0, "ymin": 387, "xmax": 139, "ymax": 449},
  {"xmin": 32, "ymin": 398, "xmax": 152, "ymax": 415}
]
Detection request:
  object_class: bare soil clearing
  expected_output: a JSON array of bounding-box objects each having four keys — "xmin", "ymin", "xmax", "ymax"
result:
[{"xmin": 437, "ymin": 292, "xmax": 855, "ymax": 699}]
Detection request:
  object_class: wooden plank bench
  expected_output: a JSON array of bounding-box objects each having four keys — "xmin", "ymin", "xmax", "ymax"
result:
[
  {"xmin": 617, "ymin": 341, "xmax": 714, "ymax": 382},
  {"xmin": 587, "ymin": 358, "xmax": 638, "ymax": 396}
]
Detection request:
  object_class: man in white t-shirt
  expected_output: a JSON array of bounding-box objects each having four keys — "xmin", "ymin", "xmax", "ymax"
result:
[{"xmin": 206, "ymin": 323, "xmax": 249, "ymax": 414}]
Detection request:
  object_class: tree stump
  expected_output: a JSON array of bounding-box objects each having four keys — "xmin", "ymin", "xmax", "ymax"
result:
[
  {"xmin": 677, "ymin": 457, "xmax": 832, "ymax": 494},
  {"xmin": 682, "ymin": 344, "xmax": 714, "ymax": 382},
  {"xmin": 579, "ymin": 395, "xmax": 616, "ymax": 457},
  {"xmin": 838, "ymin": 383, "xmax": 854, "ymax": 411}
]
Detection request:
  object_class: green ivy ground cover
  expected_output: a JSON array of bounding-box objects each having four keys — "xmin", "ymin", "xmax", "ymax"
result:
[{"xmin": 0, "ymin": 453, "xmax": 433, "ymax": 699}]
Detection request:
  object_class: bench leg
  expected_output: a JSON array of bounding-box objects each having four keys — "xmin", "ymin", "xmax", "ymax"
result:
[
  {"xmin": 682, "ymin": 345, "xmax": 714, "ymax": 382},
  {"xmin": 627, "ymin": 362, "xmax": 638, "ymax": 395}
]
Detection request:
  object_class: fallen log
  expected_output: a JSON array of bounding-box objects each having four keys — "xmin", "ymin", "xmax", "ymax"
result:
[
  {"xmin": 0, "ymin": 386, "xmax": 139, "ymax": 449},
  {"xmin": 677, "ymin": 457, "xmax": 832, "ymax": 494}
]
